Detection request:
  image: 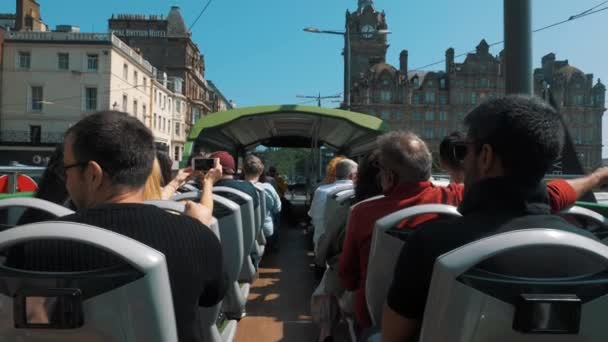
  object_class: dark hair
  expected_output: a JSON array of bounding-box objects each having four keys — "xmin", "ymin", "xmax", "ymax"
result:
[
  {"xmin": 464, "ymin": 95, "xmax": 564, "ymax": 185},
  {"xmin": 243, "ymin": 155, "xmax": 264, "ymax": 177},
  {"xmin": 65, "ymin": 111, "xmax": 155, "ymax": 188},
  {"xmin": 355, "ymin": 150, "xmax": 383, "ymax": 203},
  {"xmin": 439, "ymin": 131, "xmax": 466, "ymax": 171},
  {"xmin": 17, "ymin": 144, "xmax": 73, "ymax": 225},
  {"xmin": 156, "ymin": 150, "xmax": 173, "ymax": 187}
]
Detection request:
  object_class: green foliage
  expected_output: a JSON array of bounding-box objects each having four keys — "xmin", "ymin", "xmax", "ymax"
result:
[{"xmin": 258, "ymin": 148, "xmax": 311, "ymax": 181}]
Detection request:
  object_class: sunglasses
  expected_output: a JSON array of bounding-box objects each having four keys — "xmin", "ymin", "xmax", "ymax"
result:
[{"xmin": 451, "ymin": 141, "xmax": 476, "ymax": 162}]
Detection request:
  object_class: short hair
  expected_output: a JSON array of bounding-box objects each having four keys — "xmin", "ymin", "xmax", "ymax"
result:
[
  {"xmin": 355, "ymin": 150, "xmax": 382, "ymax": 203},
  {"xmin": 243, "ymin": 155, "xmax": 264, "ymax": 177},
  {"xmin": 65, "ymin": 111, "xmax": 155, "ymax": 188},
  {"xmin": 439, "ymin": 131, "xmax": 466, "ymax": 171},
  {"xmin": 377, "ymin": 131, "xmax": 432, "ymax": 182},
  {"xmin": 464, "ymin": 95, "xmax": 564, "ymax": 185},
  {"xmin": 335, "ymin": 159, "xmax": 358, "ymax": 180}
]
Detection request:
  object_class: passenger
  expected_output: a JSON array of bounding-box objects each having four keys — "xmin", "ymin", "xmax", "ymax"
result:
[
  {"xmin": 381, "ymin": 95, "xmax": 608, "ymax": 342},
  {"xmin": 243, "ymin": 155, "xmax": 281, "ymax": 239},
  {"xmin": 5, "ymin": 111, "xmax": 227, "ymax": 342},
  {"xmin": 354, "ymin": 150, "xmax": 383, "ymax": 203},
  {"xmin": 309, "ymin": 159, "xmax": 358, "ymax": 253},
  {"xmin": 268, "ymin": 166, "xmax": 288, "ymax": 198},
  {"xmin": 211, "ymin": 151, "xmax": 260, "ymax": 210},
  {"xmin": 17, "ymin": 144, "xmax": 74, "ymax": 226},
  {"xmin": 155, "ymin": 149, "xmax": 174, "ymax": 187},
  {"xmin": 339, "ymin": 126, "xmax": 607, "ymax": 332},
  {"xmin": 439, "ymin": 131, "xmax": 466, "ymax": 184},
  {"xmin": 324, "ymin": 155, "xmax": 347, "ymax": 184}
]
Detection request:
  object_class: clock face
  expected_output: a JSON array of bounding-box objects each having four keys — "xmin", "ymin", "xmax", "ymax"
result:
[{"xmin": 361, "ymin": 24, "xmax": 375, "ymax": 38}]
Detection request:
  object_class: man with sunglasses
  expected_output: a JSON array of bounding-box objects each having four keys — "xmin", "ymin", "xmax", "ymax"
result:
[
  {"xmin": 6, "ymin": 111, "xmax": 228, "ymax": 342},
  {"xmin": 381, "ymin": 95, "xmax": 607, "ymax": 342}
]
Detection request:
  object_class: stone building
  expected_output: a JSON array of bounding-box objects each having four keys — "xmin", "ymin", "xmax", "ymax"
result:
[
  {"xmin": 109, "ymin": 6, "xmax": 229, "ymax": 131},
  {"xmin": 346, "ymin": 0, "xmax": 605, "ymax": 171}
]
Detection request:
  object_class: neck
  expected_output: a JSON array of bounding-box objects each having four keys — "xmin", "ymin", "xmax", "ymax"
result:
[
  {"xmin": 222, "ymin": 175, "xmax": 234, "ymax": 180},
  {"xmin": 88, "ymin": 187, "xmax": 144, "ymax": 207},
  {"xmin": 245, "ymin": 175, "xmax": 259, "ymax": 182}
]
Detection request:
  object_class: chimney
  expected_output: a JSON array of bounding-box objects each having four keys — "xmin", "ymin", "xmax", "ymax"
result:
[
  {"xmin": 399, "ymin": 50, "xmax": 408, "ymax": 74},
  {"xmin": 445, "ymin": 48, "xmax": 455, "ymax": 73}
]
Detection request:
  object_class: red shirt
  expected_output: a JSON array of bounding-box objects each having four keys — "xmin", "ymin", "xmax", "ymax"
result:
[{"xmin": 338, "ymin": 179, "xmax": 577, "ymax": 329}]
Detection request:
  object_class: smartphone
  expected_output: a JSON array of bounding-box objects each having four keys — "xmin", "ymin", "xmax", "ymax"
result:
[{"xmin": 192, "ymin": 157, "xmax": 215, "ymax": 171}]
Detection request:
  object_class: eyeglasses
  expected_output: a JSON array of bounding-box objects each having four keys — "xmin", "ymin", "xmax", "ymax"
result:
[
  {"xmin": 59, "ymin": 161, "xmax": 88, "ymax": 181},
  {"xmin": 452, "ymin": 141, "xmax": 476, "ymax": 162}
]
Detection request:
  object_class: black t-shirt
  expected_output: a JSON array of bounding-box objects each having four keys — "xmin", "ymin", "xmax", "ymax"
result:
[
  {"xmin": 215, "ymin": 178, "xmax": 260, "ymax": 208},
  {"xmin": 6, "ymin": 203, "xmax": 227, "ymax": 342},
  {"xmin": 386, "ymin": 177, "xmax": 598, "ymax": 320}
]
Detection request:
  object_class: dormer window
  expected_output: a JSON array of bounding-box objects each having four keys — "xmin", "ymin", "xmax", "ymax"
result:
[{"xmin": 413, "ymin": 77, "xmax": 419, "ymax": 87}]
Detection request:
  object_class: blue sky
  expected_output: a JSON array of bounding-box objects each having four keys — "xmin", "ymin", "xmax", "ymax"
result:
[{"xmin": 2, "ymin": 0, "xmax": 607, "ymax": 153}]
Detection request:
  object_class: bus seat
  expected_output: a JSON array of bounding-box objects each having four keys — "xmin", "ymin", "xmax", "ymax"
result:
[
  {"xmin": 312, "ymin": 184, "xmax": 354, "ymax": 249},
  {"xmin": 419, "ymin": 228, "xmax": 608, "ymax": 342},
  {"xmin": 366, "ymin": 204, "xmax": 461, "ymax": 326},
  {"xmin": 560, "ymin": 206, "xmax": 608, "ymax": 242},
  {"xmin": 144, "ymin": 200, "xmax": 234, "ymax": 342},
  {"xmin": 169, "ymin": 192, "xmax": 249, "ymax": 320},
  {"xmin": 315, "ymin": 189, "xmax": 356, "ymax": 267},
  {"xmin": 212, "ymin": 187, "xmax": 258, "ymax": 284},
  {"xmin": 0, "ymin": 197, "xmax": 74, "ymax": 227},
  {"xmin": 253, "ymin": 185, "xmax": 267, "ymax": 249},
  {"xmin": 0, "ymin": 221, "xmax": 177, "ymax": 341}
]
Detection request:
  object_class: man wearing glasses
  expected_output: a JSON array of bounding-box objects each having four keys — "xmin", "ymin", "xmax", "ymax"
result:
[
  {"xmin": 6, "ymin": 111, "xmax": 228, "ymax": 342},
  {"xmin": 381, "ymin": 95, "xmax": 607, "ymax": 341}
]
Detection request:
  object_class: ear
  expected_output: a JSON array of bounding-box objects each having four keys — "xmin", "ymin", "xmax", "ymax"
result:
[
  {"xmin": 479, "ymin": 144, "xmax": 495, "ymax": 175},
  {"xmin": 85, "ymin": 161, "xmax": 105, "ymax": 190}
]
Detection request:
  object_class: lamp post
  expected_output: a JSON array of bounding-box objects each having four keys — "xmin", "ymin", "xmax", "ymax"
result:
[{"xmin": 304, "ymin": 27, "xmax": 389, "ymax": 110}]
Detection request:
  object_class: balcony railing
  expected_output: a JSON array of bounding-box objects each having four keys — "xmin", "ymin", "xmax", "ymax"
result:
[
  {"xmin": 6, "ymin": 31, "xmax": 111, "ymax": 42},
  {"xmin": 0, "ymin": 130, "xmax": 63, "ymax": 144},
  {"xmin": 110, "ymin": 35, "xmax": 156, "ymax": 74}
]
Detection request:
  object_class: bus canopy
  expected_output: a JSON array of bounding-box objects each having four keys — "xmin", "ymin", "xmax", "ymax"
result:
[{"xmin": 184, "ymin": 105, "xmax": 388, "ymax": 160}]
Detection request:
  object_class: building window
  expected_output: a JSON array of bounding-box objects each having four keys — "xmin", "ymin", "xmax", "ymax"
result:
[
  {"xmin": 123, "ymin": 64, "xmax": 128, "ymax": 79},
  {"xmin": 439, "ymin": 111, "xmax": 447, "ymax": 121},
  {"xmin": 424, "ymin": 127, "xmax": 434, "ymax": 139},
  {"xmin": 133, "ymin": 100, "xmax": 138, "ymax": 117},
  {"xmin": 380, "ymin": 90, "xmax": 392, "ymax": 103},
  {"xmin": 471, "ymin": 92, "xmax": 477, "ymax": 105},
  {"xmin": 154, "ymin": 114, "xmax": 157, "ymax": 129},
  {"xmin": 176, "ymin": 100, "xmax": 181, "ymax": 113},
  {"xmin": 457, "ymin": 93, "xmax": 465, "ymax": 104},
  {"xmin": 174, "ymin": 146, "xmax": 180, "ymax": 161},
  {"xmin": 175, "ymin": 122, "xmax": 180, "ymax": 136},
  {"xmin": 133, "ymin": 71, "xmax": 138, "ymax": 85},
  {"xmin": 394, "ymin": 112, "xmax": 404, "ymax": 120},
  {"xmin": 380, "ymin": 111, "xmax": 391, "ymax": 120},
  {"xmin": 412, "ymin": 77, "xmax": 419, "ymax": 87},
  {"xmin": 456, "ymin": 112, "xmax": 465, "ymax": 121},
  {"xmin": 58, "ymin": 53, "xmax": 69, "ymax": 70},
  {"xmin": 586, "ymin": 113, "xmax": 594, "ymax": 124},
  {"xmin": 437, "ymin": 127, "xmax": 448, "ymax": 138},
  {"xmin": 479, "ymin": 78, "xmax": 489, "ymax": 88},
  {"xmin": 440, "ymin": 79, "xmax": 446, "ymax": 89},
  {"xmin": 122, "ymin": 94, "xmax": 128, "ymax": 112},
  {"xmin": 87, "ymin": 54, "xmax": 98, "ymax": 71},
  {"xmin": 30, "ymin": 125, "xmax": 41, "ymax": 144},
  {"xmin": 85, "ymin": 87, "xmax": 97, "ymax": 111},
  {"xmin": 412, "ymin": 112, "xmax": 422, "ymax": 121},
  {"xmin": 439, "ymin": 95, "xmax": 448, "ymax": 105},
  {"xmin": 411, "ymin": 94, "xmax": 420, "ymax": 105},
  {"xmin": 573, "ymin": 95, "xmax": 584, "ymax": 106},
  {"xmin": 427, "ymin": 80, "xmax": 434, "ymax": 87},
  {"xmin": 31, "ymin": 86, "xmax": 43, "ymax": 112},
  {"xmin": 143, "ymin": 77, "xmax": 147, "ymax": 89},
  {"xmin": 162, "ymin": 118, "xmax": 166, "ymax": 132},
  {"xmin": 425, "ymin": 92, "xmax": 435, "ymax": 104},
  {"xmin": 19, "ymin": 52, "xmax": 31, "ymax": 69},
  {"xmin": 425, "ymin": 111, "xmax": 434, "ymax": 121},
  {"xmin": 142, "ymin": 104, "xmax": 147, "ymax": 119}
]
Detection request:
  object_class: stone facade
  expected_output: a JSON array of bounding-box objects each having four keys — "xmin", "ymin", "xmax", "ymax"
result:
[
  {"xmin": 108, "ymin": 7, "xmax": 229, "ymax": 132},
  {"xmin": 346, "ymin": 1, "xmax": 606, "ymax": 172}
]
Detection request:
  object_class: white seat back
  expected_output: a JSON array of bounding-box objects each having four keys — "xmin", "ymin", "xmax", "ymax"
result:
[
  {"xmin": 0, "ymin": 222, "xmax": 177, "ymax": 341},
  {"xmin": 420, "ymin": 229, "xmax": 608, "ymax": 342},
  {"xmin": 0, "ymin": 198, "xmax": 74, "ymax": 227},
  {"xmin": 367, "ymin": 204, "xmax": 461, "ymax": 326}
]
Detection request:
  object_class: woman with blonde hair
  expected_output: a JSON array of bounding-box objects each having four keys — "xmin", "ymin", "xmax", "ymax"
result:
[{"xmin": 143, "ymin": 158, "xmax": 164, "ymax": 200}]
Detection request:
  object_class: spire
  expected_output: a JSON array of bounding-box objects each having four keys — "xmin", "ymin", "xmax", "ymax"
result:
[
  {"xmin": 167, "ymin": 6, "xmax": 188, "ymax": 37},
  {"xmin": 476, "ymin": 39, "xmax": 489, "ymax": 54},
  {"xmin": 358, "ymin": 0, "xmax": 374, "ymax": 11}
]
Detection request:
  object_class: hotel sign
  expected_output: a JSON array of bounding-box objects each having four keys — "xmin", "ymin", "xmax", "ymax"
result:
[{"xmin": 111, "ymin": 29, "xmax": 167, "ymax": 38}]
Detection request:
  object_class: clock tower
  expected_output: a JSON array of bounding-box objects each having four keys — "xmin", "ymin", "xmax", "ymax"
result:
[{"xmin": 346, "ymin": 0, "xmax": 389, "ymax": 86}]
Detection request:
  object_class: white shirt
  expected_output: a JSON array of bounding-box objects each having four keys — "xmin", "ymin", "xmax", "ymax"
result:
[{"xmin": 308, "ymin": 179, "xmax": 354, "ymax": 247}]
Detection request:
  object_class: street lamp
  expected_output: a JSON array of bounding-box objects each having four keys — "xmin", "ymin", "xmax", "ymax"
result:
[{"xmin": 304, "ymin": 26, "xmax": 390, "ymax": 110}]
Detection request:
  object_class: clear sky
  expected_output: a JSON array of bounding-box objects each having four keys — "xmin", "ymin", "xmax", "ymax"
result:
[{"xmin": 2, "ymin": 0, "xmax": 607, "ymax": 153}]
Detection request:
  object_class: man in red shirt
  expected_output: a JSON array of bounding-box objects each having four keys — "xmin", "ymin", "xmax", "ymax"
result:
[{"xmin": 338, "ymin": 130, "xmax": 607, "ymax": 331}]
